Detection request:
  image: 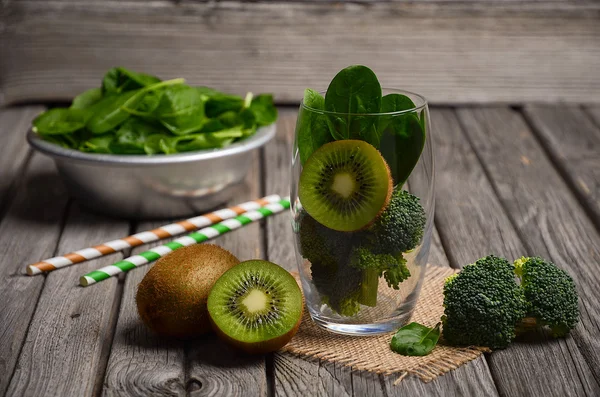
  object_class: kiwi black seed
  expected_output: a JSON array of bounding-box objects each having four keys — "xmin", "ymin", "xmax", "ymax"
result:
[
  {"xmin": 207, "ymin": 260, "xmax": 303, "ymax": 354},
  {"xmin": 298, "ymin": 140, "xmax": 392, "ymax": 232},
  {"xmin": 136, "ymin": 244, "xmax": 240, "ymax": 338}
]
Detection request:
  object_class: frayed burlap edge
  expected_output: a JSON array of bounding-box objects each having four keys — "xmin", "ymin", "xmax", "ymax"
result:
[{"xmin": 282, "ymin": 265, "xmax": 491, "ymax": 384}]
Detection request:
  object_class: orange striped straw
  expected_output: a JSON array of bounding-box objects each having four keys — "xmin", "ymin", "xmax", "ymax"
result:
[{"xmin": 26, "ymin": 194, "xmax": 281, "ymax": 276}]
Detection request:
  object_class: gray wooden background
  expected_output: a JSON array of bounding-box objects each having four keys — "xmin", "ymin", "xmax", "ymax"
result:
[{"xmin": 1, "ymin": 0, "xmax": 599, "ymax": 106}]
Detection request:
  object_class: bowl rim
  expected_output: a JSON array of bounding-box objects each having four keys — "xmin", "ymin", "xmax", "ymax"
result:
[{"xmin": 27, "ymin": 123, "xmax": 276, "ymax": 166}]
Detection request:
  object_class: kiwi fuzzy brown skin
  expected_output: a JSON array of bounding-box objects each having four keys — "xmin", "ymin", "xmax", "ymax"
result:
[
  {"xmin": 209, "ymin": 311, "xmax": 302, "ymax": 354},
  {"xmin": 136, "ymin": 244, "xmax": 239, "ymax": 339}
]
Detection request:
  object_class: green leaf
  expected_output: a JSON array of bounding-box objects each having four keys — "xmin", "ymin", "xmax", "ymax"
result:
[
  {"xmin": 324, "ymin": 65, "xmax": 382, "ymax": 140},
  {"xmin": 71, "ymin": 88, "xmax": 103, "ymax": 110},
  {"xmin": 109, "ymin": 119, "xmax": 164, "ymax": 154},
  {"xmin": 80, "ymin": 134, "xmax": 114, "ymax": 153},
  {"xmin": 205, "ymin": 94, "xmax": 244, "ymax": 118},
  {"xmin": 380, "ymin": 113, "xmax": 425, "ymax": 185},
  {"xmin": 155, "ymin": 85, "xmax": 205, "ymax": 117},
  {"xmin": 86, "ymin": 91, "xmax": 138, "ymax": 134},
  {"xmin": 297, "ymin": 89, "xmax": 332, "ymax": 164},
  {"xmin": 249, "ymin": 94, "xmax": 277, "ymax": 126},
  {"xmin": 378, "ymin": 93, "xmax": 417, "ymax": 133},
  {"xmin": 102, "ymin": 67, "xmax": 160, "ymax": 94},
  {"xmin": 33, "ymin": 108, "xmax": 89, "ymax": 135},
  {"xmin": 390, "ymin": 322, "xmax": 441, "ymax": 356}
]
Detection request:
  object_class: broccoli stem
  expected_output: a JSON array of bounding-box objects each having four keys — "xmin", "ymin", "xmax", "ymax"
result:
[{"xmin": 358, "ymin": 268, "xmax": 379, "ymax": 307}]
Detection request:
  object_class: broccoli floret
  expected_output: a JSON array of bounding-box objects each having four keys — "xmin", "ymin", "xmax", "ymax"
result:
[
  {"xmin": 367, "ymin": 189, "xmax": 426, "ymax": 254},
  {"xmin": 350, "ymin": 247, "xmax": 410, "ymax": 290},
  {"xmin": 297, "ymin": 211, "xmax": 353, "ymax": 269},
  {"xmin": 514, "ymin": 256, "xmax": 579, "ymax": 337},
  {"xmin": 310, "ymin": 254, "xmax": 364, "ymax": 316},
  {"xmin": 442, "ymin": 255, "xmax": 527, "ymax": 349}
]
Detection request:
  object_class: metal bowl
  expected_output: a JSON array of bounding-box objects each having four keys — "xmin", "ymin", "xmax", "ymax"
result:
[{"xmin": 27, "ymin": 124, "xmax": 276, "ymax": 219}]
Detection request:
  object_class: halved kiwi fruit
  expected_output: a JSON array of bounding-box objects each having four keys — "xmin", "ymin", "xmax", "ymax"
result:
[
  {"xmin": 207, "ymin": 260, "xmax": 303, "ymax": 354},
  {"xmin": 136, "ymin": 244, "xmax": 239, "ymax": 338},
  {"xmin": 298, "ymin": 139, "xmax": 392, "ymax": 232}
]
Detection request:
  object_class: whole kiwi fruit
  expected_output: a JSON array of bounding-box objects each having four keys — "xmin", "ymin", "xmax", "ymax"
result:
[{"xmin": 136, "ymin": 244, "xmax": 239, "ymax": 338}]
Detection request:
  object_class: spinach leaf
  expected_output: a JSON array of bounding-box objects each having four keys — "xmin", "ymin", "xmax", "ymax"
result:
[
  {"xmin": 390, "ymin": 322, "xmax": 441, "ymax": 356},
  {"xmin": 297, "ymin": 88, "xmax": 332, "ymax": 164},
  {"xmin": 205, "ymin": 94, "xmax": 244, "ymax": 118},
  {"xmin": 80, "ymin": 135, "xmax": 114, "ymax": 154},
  {"xmin": 160, "ymin": 111, "xmax": 206, "ymax": 135},
  {"xmin": 109, "ymin": 119, "xmax": 164, "ymax": 154},
  {"xmin": 86, "ymin": 91, "xmax": 138, "ymax": 134},
  {"xmin": 249, "ymin": 94, "xmax": 278, "ymax": 126},
  {"xmin": 154, "ymin": 85, "xmax": 205, "ymax": 117},
  {"xmin": 378, "ymin": 93, "xmax": 416, "ymax": 132},
  {"xmin": 324, "ymin": 65, "xmax": 382, "ymax": 140},
  {"xmin": 102, "ymin": 67, "xmax": 160, "ymax": 94},
  {"xmin": 71, "ymin": 88, "xmax": 103, "ymax": 110},
  {"xmin": 33, "ymin": 108, "xmax": 89, "ymax": 135},
  {"xmin": 380, "ymin": 113, "xmax": 425, "ymax": 185}
]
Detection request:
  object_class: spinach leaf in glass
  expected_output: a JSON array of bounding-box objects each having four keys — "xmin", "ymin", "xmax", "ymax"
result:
[
  {"xmin": 380, "ymin": 112, "xmax": 426, "ymax": 185},
  {"xmin": 102, "ymin": 67, "xmax": 161, "ymax": 95},
  {"xmin": 324, "ymin": 65, "xmax": 382, "ymax": 140},
  {"xmin": 33, "ymin": 108, "xmax": 90, "ymax": 135},
  {"xmin": 390, "ymin": 322, "xmax": 441, "ymax": 356},
  {"xmin": 297, "ymin": 88, "xmax": 332, "ymax": 164}
]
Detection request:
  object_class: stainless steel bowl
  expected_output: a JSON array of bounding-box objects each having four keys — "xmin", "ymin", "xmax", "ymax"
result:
[{"xmin": 27, "ymin": 124, "xmax": 276, "ymax": 219}]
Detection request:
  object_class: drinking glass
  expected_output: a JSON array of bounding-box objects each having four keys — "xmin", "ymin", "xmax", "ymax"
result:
[{"xmin": 290, "ymin": 89, "xmax": 434, "ymax": 336}]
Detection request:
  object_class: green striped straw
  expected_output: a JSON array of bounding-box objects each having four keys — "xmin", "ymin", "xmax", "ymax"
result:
[{"xmin": 80, "ymin": 198, "xmax": 290, "ymax": 287}]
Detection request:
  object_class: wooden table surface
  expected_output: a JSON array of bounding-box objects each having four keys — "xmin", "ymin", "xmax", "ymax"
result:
[{"xmin": 0, "ymin": 104, "xmax": 599, "ymax": 397}]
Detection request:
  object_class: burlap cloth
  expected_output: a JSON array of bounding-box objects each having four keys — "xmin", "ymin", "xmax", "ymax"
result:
[{"xmin": 281, "ymin": 265, "xmax": 489, "ymax": 384}]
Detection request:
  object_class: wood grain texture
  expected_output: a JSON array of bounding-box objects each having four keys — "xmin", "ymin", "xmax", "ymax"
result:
[
  {"xmin": 586, "ymin": 105, "xmax": 600, "ymax": 128},
  {"xmin": 185, "ymin": 150, "xmax": 268, "ymax": 397},
  {"xmin": 264, "ymin": 108, "xmax": 498, "ymax": 396},
  {"xmin": 6, "ymin": 202, "xmax": 130, "ymax": 396},
  {"xmin": 522, "ymin": 105, "xmax": 600, "ymax": 229},
  {"xmin": 0, "ymin": 106, "xmax": 42, "ymax": 215},
  {"xmin": 102, "ymin": 220, "xmax": 186, "ymax": 397},
  {"xmin": 433, "ymin": 107, "xmax": 600, "ymax": 397},
  {"xmin": 0, "ymin": 153, "xmax": 68, "ymax": 396},
  {"xmin": 457, "ymin": 106, "xmax": 600, "ymax": 393},
  {"xmin": 1, "ymin": 1, "xmax": 599, "ymax": 105}
]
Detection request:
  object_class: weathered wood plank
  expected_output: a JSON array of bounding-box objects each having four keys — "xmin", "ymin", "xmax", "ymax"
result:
[
  {"xmin": 102, "ymin": 221, "xmax": 186, "ymax": 397},
  {"xmin": 185, "ymin": 150, "xmax": 268, "ymax": 397},
  {"xmin": 586, "ymin": 105, "xmax": 600, "ymax": 128},
  {"xmin": 1, "ymin": 1, "xmax": 599, "ymax": 105},
  {"xmin": 6, "ymin": 203, "xmax": 130, "ymax": 396},
  {"xmin": 0, "ymin": 106, "xmax": 42, "ymax": 215},
  {"xmin": 264, "ymin": 108, "xmax": 498, "ymax": 396},
  {"xmin": 0, "ymin": 153, "xmax": 68, "ymax": 396},
  {"xmin": 457, "ymin": 106, "xmax": 600, "ymax": 392},
  {"xmin": 522, "ymin": 105, "xmax": 600, "ymax": 229},
  {"xmin": 433, "ymin": 107, "xmax": 599, "ymax": 396}
]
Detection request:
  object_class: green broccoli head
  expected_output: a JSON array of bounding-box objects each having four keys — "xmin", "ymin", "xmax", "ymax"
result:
[
  {"xmin": 310, "ymin": 254, "xmax": 363, "ymax": 316},
  {"xmin": 349, "ymin": 246, "xmax": 410, "ymax": 290},
  {"xmin": 442, "ymin": 255, "xmax": 528, "ymax": 349},
  {"xmin": 514, "ymin": 256, "xmax": 579, "ymax": 337},
  {"xmin": 368, "ymin": 189, "xmax": 426, "ymax": 254},
  {"xmin": 297, "ymin": 211, "xmax": 354, "ymax": 268}
]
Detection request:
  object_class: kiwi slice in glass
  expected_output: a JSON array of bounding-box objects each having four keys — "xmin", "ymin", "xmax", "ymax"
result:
[
  {"xmin": 207, "ymin": 260, "xmax": 303, "ymax": 354},
  {"xmin": 298, "ymin": 139, "xmax": 392, "ymax": 232}
]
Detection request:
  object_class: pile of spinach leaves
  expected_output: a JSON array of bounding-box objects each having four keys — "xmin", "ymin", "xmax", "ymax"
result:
[
  {"xmin": 32, "ymin": 67, "xmax": 277, "ymax": 155},
  {"xmin": 297, "ymin": 65, "xmax": 426, "ymax": 185}
]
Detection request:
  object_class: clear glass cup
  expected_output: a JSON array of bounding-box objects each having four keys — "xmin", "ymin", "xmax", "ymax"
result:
[{"xmin": 290, "ymin": 89, "xmax": 434, "ymax": 336}]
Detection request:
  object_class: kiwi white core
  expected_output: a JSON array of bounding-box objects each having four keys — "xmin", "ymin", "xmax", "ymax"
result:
[
  {"xmin": 332, "ymin": 173, "xmax": 355, "ymax": 198},
  {"xmin": 242, "ymin": 289, "xmax": 269, "ymax": 313}
]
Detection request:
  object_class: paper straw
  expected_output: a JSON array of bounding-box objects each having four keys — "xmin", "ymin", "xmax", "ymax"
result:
[
  {"xmin": 27, "ymin": 194, "xmax": 281, "ymax": 276},
  {"xmin": 80, "ymin": 198, "xmax": 291, "ymax": 287}
]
